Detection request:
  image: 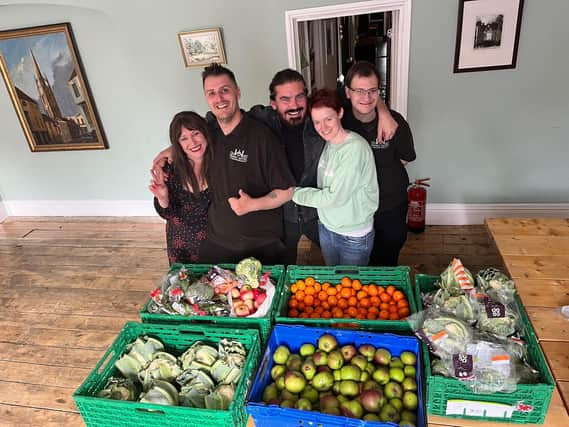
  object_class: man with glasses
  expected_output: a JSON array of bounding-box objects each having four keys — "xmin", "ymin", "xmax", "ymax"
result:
[
  {"xmin": 341, "ymin": 61, "xmax": 416, "ymax": 266},
  {"xmin": 249, "ymin": 69, "xmax": 397, "ymax": 264}
]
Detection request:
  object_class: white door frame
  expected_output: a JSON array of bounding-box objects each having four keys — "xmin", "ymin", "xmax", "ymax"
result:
[{"xmin": 285, "ymin": 0, "xmax": 412, "ymax": 117}]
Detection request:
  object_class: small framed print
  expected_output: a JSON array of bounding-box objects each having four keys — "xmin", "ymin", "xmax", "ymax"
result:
[{"xmin": 178, "ymin": 28, "xmax": 227, "ymax": 68}]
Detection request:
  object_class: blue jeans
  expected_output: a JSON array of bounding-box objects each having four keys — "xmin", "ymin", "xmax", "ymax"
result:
[{"xmin": 318, "ymin": 223, "xmax": 374, "ymax": 266}]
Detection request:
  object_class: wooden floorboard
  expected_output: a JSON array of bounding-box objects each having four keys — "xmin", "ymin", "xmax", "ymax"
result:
[{"xmin": 3, "ymin": 217, "xmax": 566, "ymax": 426}]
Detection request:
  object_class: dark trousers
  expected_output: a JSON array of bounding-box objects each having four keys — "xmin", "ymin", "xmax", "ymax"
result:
[
  {"xmin": 369, "ymin": 202, "xmax": 409, "ymax": 267},
  {"xmin": 283, "ymin": 219, "xmax": 319, "ymax": 265},
  {"xmin": 200, "ymin": 239, "xmax": 287, "ymax": 265}
]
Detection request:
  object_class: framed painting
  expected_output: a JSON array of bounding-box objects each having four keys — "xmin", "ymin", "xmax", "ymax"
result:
[
  {"xmin": 178, "ymin": 28, "xmax": 227, "ymax": 68},
  {"xmin": 0, "ymin": 23, "xmax": 108, "ymax": 152},
  {"xmin": 454, "ymin": 0, "xmax": 524, "ymax": 73}
]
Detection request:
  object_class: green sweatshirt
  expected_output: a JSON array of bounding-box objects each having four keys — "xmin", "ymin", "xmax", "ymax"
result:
[{"xmin": 292, "ymin": 131, "xmax": 379, "ymax": 235}]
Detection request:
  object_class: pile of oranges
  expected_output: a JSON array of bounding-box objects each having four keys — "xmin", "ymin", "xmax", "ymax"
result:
[{"xmin": 286, "ymin": 276, "xmax": 410, "ymax": 320}]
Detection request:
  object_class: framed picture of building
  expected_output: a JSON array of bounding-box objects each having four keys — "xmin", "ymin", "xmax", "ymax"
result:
[
  {"xmin": 454, "ymin": 0, "xmax": 524, "ymax": 73},
  {"xmin": 0, "ymin": 23, "xmax": 108, "ymax": 152}
]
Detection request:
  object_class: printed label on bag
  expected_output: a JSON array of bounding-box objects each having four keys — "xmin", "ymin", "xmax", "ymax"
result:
[
  {"xmin": 485, "ymin": 301, "xmax": 506, "ymax": 318},
  {"xmin": 453, "ymin": 353, "xmax": 474, "ymax": 379}
]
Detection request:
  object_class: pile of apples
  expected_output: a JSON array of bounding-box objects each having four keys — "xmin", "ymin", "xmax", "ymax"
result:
[
  {"xmin": 259, "ymin": 333, "xmax": 420, "ymax": 426},
  {"xmin": 231, "ymin": 285, "xmax": 267, "ymax": 317}
]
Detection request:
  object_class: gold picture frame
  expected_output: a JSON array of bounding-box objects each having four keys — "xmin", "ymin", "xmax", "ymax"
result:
[
  {"xmin": 178, "ymin": 28, "xmax": 227, "ymax": 68},
  {"xmin": 0, "ymin": 23, "xmax": 108, "ymax": 152}
]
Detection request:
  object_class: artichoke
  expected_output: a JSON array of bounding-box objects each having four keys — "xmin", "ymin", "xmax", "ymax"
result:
[
  {"xmin": 97, "ymin": 377, "xmax": 138, "ymax": 401},
  {"xmin": 139, "ymin": 379, "xmax": 179, "ymax": 406}
]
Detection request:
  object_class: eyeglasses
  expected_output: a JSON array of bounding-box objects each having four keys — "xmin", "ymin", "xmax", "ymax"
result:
[{"xmin": 348, "ymin": 87, "xmax": 380, "ymax": 97}]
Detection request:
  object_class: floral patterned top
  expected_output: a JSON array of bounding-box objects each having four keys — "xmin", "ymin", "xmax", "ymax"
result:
[{"xmin": 154, "ymin": 163, "xmax": 210, "ymax": 265}]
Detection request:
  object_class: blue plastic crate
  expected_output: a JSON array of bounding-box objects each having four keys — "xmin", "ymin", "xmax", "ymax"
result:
[{"xmin": 247, "ymin": 324, "xmax": 426, "ymax": 427}]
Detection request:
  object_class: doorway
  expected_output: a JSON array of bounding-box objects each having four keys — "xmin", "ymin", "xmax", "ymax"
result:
[{"xmin": 285, "ymin": 0, "xmax": 411, "ymax": 116}]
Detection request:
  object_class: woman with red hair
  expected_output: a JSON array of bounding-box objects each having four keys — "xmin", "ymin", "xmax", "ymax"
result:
[{"xmin": 292, "ymin": 89, "xmax": 379, "ymax": 266}]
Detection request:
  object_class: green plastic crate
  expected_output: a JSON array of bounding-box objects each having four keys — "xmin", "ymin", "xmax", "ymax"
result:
[
  {"xmin": 415, "ymin": 274, "xmax": 555, "ymax": 424},
  {"xmin": 274, "ymin": 265, "xmax": 417, "ymax": 332},
  {"xmin": 73, "ymin": 322, "xmax": 261, "ymax": 427},
  {"xmin": 139, "ymin": 263, "xmax": 285, "ymax": 345}
]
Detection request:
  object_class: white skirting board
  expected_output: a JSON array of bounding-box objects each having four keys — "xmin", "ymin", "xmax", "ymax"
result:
[
  {"xmin": 3, "ymin": 200, "xmax": 569, "ymax": 225},
  {"xmin": 0, "ymin": 200, "xmax": 7, "ymax": 223}
]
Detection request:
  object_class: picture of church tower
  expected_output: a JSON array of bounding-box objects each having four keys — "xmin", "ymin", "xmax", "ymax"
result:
[{"xmin": 30, "ymin": 49, "xmax": 63, "ymax": 120}]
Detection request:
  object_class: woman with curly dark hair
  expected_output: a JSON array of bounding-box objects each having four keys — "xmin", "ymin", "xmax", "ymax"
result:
[{"xmin": 149, "ymin": 111, "xmax": 213, "ymax": 264}]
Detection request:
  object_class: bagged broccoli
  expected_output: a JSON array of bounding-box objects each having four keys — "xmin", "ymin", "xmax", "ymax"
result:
[
  {"xmin": 437, "ymin": 339, "xmax": 520, "ymax": 394},
  {"xmin": 470, "ymin": 291, "xmax": 521, "ymax": 337},
  {"xmin": 408, "ymin": 308, "xmax": 473, "ymax": 358},
  {"xmin": 439, "ymin": 258, "xmax": 475, "ymax": 295},
  {"xmin": 477, "ymin": 267, "xmax": 517, "ymax": 304}
]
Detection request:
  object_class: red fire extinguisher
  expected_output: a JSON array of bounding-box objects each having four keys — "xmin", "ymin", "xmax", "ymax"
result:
[{"xmin": 407, "ymin": 178, "xmax": 430, "ymax": 233}]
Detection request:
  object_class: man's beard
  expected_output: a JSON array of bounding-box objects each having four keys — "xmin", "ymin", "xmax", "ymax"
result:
[{"xmin": 280, "ymin": 107, "xmax": 305, "ymax": 127}]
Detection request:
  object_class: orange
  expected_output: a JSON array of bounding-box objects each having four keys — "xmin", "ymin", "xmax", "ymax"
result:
[
  {"xmin": 318, "ymin": 291, "xmax": 329, "ymax": 301},
  {"xmin": 346, "ymin": 307, "xmax": 358, "ymax": 318},
  {"xmin": 392, "ymin": 290, "xmax": 405, "ymax": 302},
  {"xmin": 370, "ymin": 296, "xmax": 381, "ymax": 307},
  {"xmin": 389, "ymin": 312, "xmax": 399, "ymax": 320},
  {"xmin": 304, "ymin": 306, "xmax": 314, "ymax": 314},
  {"xmin": 299, "ymin": 312, "xmax": 309, "ymax": 318},
  {"xmin": 398, "ymin": 307, "xmax": 410, "ymax": 317},
  {"xmin": 290, "ymin": 283, "xmax": 298, "ymax": 293},
  {"xmin": 305, "ymin": 276, "xmax": 315, "ymax": 287},
  {"xmin": 304, "ymin": 295, "xmax": 314, "ymax": 306},
  {"xmin": 352, "ymin": 279, "xmax": 362, "ymax": 291},
  {"xmin": 327, "ymin": 295, "xmax": 338, "ymax": 306},
  {"xmin": 322, "ymin": 282, "xmax": 331, "ymax": 291},
  {"xmin": 314, "ymin": 306, "xmax": 324, "ymax": 315},
  {"xmin": 304, "ymin": 286, "xmax": 315, "ymax": 295},
  {"xmin": 377, "ymin": 286, "xmax": 385, "ymax": 294},
  {"xmin": 379, "ymin": 310, "xmax": 389, "ymax": 320},
  {"xmin": 380, "ymin": 302, "xmax": 390, "ymax": 311},
  {"xmin": 397, "ymin": 299, "xmax": 409, "ymax": 308},
  {"xmin": 288, "ymin": 308, "xmax": 299, "ymax": 317},
  {"xmin": 336, "ymin": 284, "xmax": 342, "ymax": 293},
  {"xmin": 380, "ymin": 293, "xmax": 391, "ymax": 303},
  {"xmin": 386, "ymin": 285, "xmax": 396, "ymax": 296},
  {"xmin": 368, "ymin": 306, "xmax": 379, "ymax": 314},
  {"xmin": 348, "ymin": 296, "xmax": 358, "ymax": 307},
  {"xmin": 295, "ymin": 290, "xmax": 306, "ymax": 301},
  {"xmin": 356, "ymin": 290, "xmax": 368, "ymax": 300},
  {"xmin": 389, "ymin": 305, "xmax": 398, "ymax": 313},
  {"xmin": 310, "ymin": 312, "xmax": 320, "ymax": 318},
  {"xmin": 367, "ymin": 284, "xmax": 378, "ymax": 296},
  {"xmin": 322, "ymin": 310, "xmax": 332, "ymax": 319},
  {"xmin": 340, "ymin": 287, "xmax": 352, "ymax": 299},
  {"xmin": 367, "ymin": 312, "xmax": 377, "ymax": 320},
  {"xmin": 337, "ymin": 298, "xmax": 349, "ymax": 309},
  {"xmin": 313, "ymin": 282, "xmax": 321, "ymax": 292},
  {"xmin": 341, "ymin": 277, "xmax": 352, "ymax": 288},
  {"xmin": 326, "ymin": 287, "xmax": 337, "ymax": 296},
  {"xmin": 332, "ymin": 308, "xmax": 343, "ymax": 318},
  {"xmin": 288, "ymin": 298, "xmax": 298, "ymax": 308},
  {"xmin": 359, "ymin": 298, "xmax": 371, "ymax": 308},
  {"xmin": 297, "ymin": 301, "xmax": 306, "ymax": 311},
  {"xmin": 321, "ymin": 301, "xmax": 330, "ymax": 310},
  {"xmin": 296, "ymin": 280, "xmax": 306, "ymax": 290}
]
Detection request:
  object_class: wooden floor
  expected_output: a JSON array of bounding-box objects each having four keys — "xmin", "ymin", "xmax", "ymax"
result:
[{"xmin": 0, "ymin": 217, "xmax": 525, "ymax": 426}]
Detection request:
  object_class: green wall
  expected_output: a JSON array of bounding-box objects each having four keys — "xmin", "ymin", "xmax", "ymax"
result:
[{"xmin": 0, "ymin": 0, "xmax": 568, "ymax": 204}]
